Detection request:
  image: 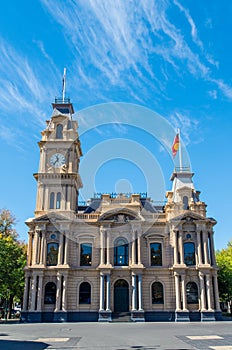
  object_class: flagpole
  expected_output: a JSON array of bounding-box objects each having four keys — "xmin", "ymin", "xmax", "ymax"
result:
[
  {"xmin": 177, "ymin": 128, "xmax": 183, "ymax": 171},
  {"xmin": 62, "ymin": 67, "xmax": 66, "ymax": 103}
]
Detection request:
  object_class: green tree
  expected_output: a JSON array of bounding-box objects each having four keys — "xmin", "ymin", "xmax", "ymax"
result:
[
  {"xmin": 0, "ymin": 209, "xmax": 27, "ymax": 319},
  {"xmin": 0, "ymin": 209, "xmax": 18, "ymax": 239},
  {"xmin": 216, "ymin": 240, "xmax": 232, "ymax": 313}
]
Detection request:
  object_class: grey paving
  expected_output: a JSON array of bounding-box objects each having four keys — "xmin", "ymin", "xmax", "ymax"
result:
[{"xmin": 0, "ymin": 321, "xmax": 232, "ymax": 350}]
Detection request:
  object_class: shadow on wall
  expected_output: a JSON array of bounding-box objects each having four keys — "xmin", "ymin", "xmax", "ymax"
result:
[{"xmin": 0, "ymin": 340, "xmax": 49, "ymax": 350}]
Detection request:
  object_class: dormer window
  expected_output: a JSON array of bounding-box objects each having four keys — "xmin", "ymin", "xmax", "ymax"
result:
[
  {"xmin": 56, "ymin": 124, "xmax": 63, "ymax": 139},
  {"xmin": 183, "ymin": 196, "xmax": 189, "ymax": 210}
]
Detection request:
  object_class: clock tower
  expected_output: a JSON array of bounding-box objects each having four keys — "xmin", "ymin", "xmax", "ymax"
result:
[{"xmin": 34, "ymin": 97, "xmax": 83, "ymax": 218}]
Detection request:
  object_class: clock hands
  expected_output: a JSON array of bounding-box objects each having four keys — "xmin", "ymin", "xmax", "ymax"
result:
[
  {"xmin": 54, "ymin": 155, "xmax": 59, "ymax": 164},
  {"xmin": 50, "ymin": 153, "xmax": 65, "ymax": 167}
]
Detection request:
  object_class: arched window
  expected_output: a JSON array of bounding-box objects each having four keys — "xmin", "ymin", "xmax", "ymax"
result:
[
  {"xmin": 150, "ymin": 243, "xmax": 162, "ymax": 266},
  {"xmin": 152, "ymin": 282, "xmax": 164, "ymax": 304},
  {"xmin": 50, "ymin": 192, "xmax": 55, "ymax": 209},
  {"xmin": 44, "ymin": 282, "xmax": 56, "ymax": 304},
  {"xmin": 186, "ymin": 282, "xmax": 198, "ymax": 304},
  {"xmin": 79, "ymin": 282, "xmax": 91, "ymax": 304},
  {"xmin": 183, "ymin": 196, "xmax": 189, "ymax": 210},
  {"xmin": 184, "ymin": 242, "xmax": 196, "ymax": 266},
  {"xmin": 56, "ymin": 192, "xmax": 61, "ymax": 209},
  {"xmin": 80, "ymin": 243, "xmax": 92, "ymax": 266},
  {"xmin": 47, "ymin": 243, "xmax": 59, "ymax": 266},
  {"xmin": 114, "ymin": 238, "xmax": 129, "ymax": 266},
  {"xmin": 56, "ymin": 124, "xmax": 63, "ymax": 139}
]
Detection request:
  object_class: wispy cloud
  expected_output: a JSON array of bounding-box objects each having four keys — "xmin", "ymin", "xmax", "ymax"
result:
[
  {"xmin": 208, "ymin": 90, "xmax": 218, "ymax": 100},
  {"xmin": 0, "ymin": 124, "xmax": 24, "ymax": 151},
  {"xmin": 210, "ymin": 78, "xmax": 232, "ymax": 99},
  {"xmin": 40, "ymin": 0, "xmax": 232, "ymax": 102},
  {"xmin": 0, "ymin": 37, "xmax": 59, "ymax": 132},
  {"xmin": 169, "ymin": 111, "xmax": 202, "ymax": 145},
  {"xmin": 173, "ymin": 0, "xmax": 203, "ymax": 49}
]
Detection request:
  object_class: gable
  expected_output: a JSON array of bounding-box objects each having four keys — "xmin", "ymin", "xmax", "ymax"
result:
[{"xmin": 99, "ymin": 208, "xmax": 142, "ymax": 223}]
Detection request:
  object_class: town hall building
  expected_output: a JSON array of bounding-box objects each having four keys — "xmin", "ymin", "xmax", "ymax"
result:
[{"xmin": 21, "ymin": 96, "xmax": 222, "ymax": 323}]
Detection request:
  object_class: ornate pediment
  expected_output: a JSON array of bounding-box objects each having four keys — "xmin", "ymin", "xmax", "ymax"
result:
[
  {"xmin": 170, "ymin": 211, "xmax": 216, "ymax": 225},
  {"xmin": 26, "ymin": 212, "xmax": 72, "ymax": 225},
  {"xmin": 99, "ymin": 208, "xmax": 142, "ymax": 223}
]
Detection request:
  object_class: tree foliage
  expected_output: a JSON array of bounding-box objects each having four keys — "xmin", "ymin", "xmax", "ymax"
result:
[
  {"xmin": 0, "ymin": 209, "xmax": 27, "ymax": 317},
  {"xmin": 216, "ymin": 240, "xmax": 232, "ymax": 306},
  {"xmin": 0, "ymin": 209, "xmax": 18, "ymax": 239}
]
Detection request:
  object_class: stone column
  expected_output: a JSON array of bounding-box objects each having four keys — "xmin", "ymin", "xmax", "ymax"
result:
[
  {"xmin": 39, "ymin": 231, "xmax": 45, "ymax": 265},
  {"xmin": 44, "ymin": 186, "xmax": 49, "ymax": 210},
  {"xmin": 213, "ymin": 272, "xmax": 221, "ymax": 311},
  {"xmin": 209, "ymin": 232, "xmax": 216, "ymax": 266},
  {"xmin": 106, "ymin": 230, "xmax": 111, "ymax": 265},
  {"xmin": 137, "ymin": 234, "xmax": 141, "ymax": 265},
  {"xmin": 106, "ymin": 274, "xmax": 111, "ymax": 311},
  {"xmin": 66, "ymin": 186, "xmax": 70, "ymax": 210},
  {"xmin": 29, "ymin": 274, "xmax": 37, "ymax": 311},
  {"xmin": 64, "ymin": 234, "xmax": 69, "ymax": 265},
  {"xmin": 100, "ymin": 228, "xmax": 105, "ymax": 265},
  {"xmin": 138, "ymin": 274, "xmax": 143, "ymax": 311},
  {"xmin": 199, "ymin": 272, "xmax": 206, "ymax": 311},
  {"xmin": 197, "ymin": 230, "xmax": 203, "ymax": 265},
  {"xmin": 28, "ymin": 232, "xmax": 33, "ymax": 266},
  {"xmin": 131, "ymin": 231, "xmax": 136, "ymax": 265},
  {"xmin": 99, "ymin": 273, "xmax": 105, "ymax": 311},
  {"xmin": 203, "ymin": 231, "xmax": 210, "ymax": 265},
  {"xmin": 58, "ymin": 233, "xmax": 64, "ymax": 265},
  {"xmin": 62, "ymin": 273, "xmax": 68, "ymax": 311},
  {"xmin": 181, "ymin": 274, "xmax": 187, "ymax": 311},
  {"xmin": 206, "ymin": 274, "xmax": 213, "ymax": 311},
  {"xmin": 173, "ymin": 230, "xmax": 178, "ymax": 265},
  {"xmin": 61, "ymin": 185, "xmax": 65, "ymax": 210},
  {"xmin": 174, "ymin": 272, "xmax": 181, "ymax": 311},
  {"xmin": 179, "ymin": 230, "xmax": 184, "ymax": 265},
  {"xmin": 23, "ymin": 275, "xmax": 30, "ymax": 311},
  {"xmin": 55, "ymin": 272, "xmax": 62, "ymax": 311},
  {"xmin": 33, "ymin": 229, "xmax": 40, "ymax": 265},
  {"xmin": 132, "ymin": 273, "xmax": 137, "ymax": 311},
  {"xmin": 36, "ymin": 273, "xmax": 43, "ymax": 311}
]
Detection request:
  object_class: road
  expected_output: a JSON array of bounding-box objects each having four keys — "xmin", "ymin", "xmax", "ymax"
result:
[{"xmin": 0, "ymin": 321, "xmax": 232, "ymax": 350}]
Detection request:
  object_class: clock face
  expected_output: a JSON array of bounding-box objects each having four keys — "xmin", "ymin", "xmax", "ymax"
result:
[{"xmin": 50, "ymin": 153, "xmax": 65, "ymax": 168}]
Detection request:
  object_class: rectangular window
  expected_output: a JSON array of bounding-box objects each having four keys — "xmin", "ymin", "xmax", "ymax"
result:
[
  {"xmin": 184, "ymin": 242, "xmax": 196, "ymax": 266},
  {"xmin": 80, "ymin": 243, "xmax": 92, "ymax": 266},
  {"xmin": 150, "ymin": 243, "xmax": 162, "ymax": 266}
]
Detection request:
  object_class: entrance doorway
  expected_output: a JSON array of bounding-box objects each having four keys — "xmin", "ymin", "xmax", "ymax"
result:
[{"xmin": 114, "ymin": 279, "xmax": 129, "ymax": 312}]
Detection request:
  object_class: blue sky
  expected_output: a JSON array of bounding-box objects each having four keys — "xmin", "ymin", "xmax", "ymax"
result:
[{"xmin": 0, "ymin": 0, "xmax": 231, "ymax": 250}]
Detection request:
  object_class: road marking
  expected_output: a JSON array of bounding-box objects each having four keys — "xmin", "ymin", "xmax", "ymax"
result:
[
  {"xmin": 36, "ymin": 338, "xmax": 70, "ymax": 342},
  {"xmin": 209, "ymin": 347, "xmax": 232, "ymax": 350},
  {"xmin": 187, "ymin": 335, "xmax": 223, "ymax": 340}
]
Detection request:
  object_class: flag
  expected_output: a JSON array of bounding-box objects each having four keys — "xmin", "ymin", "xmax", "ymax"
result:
[{"xmin": 172, "ymin": 133, "xmax": 179, "ymax": 157}]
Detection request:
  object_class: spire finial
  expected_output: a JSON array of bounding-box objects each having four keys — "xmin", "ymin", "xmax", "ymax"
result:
[{"xmin": 62, "ymin": 67, "xmax": 67, "ymax": 103}]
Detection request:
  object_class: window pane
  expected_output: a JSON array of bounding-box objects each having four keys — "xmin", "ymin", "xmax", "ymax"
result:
[
  {"xmin": 114, "ymin": 239, "xmax": 129, "ymax": 266},
  {"xmin": 152, "ymin": 282, "xmax": 164, "ymax": 304},
  {"xmin": 150, "ymin": 243, "xmax": 162, "ymax": 266},
  {"xmin": 47, "ymin": 243, "xmax": 59, "ymax": 266},
  {"xmin": 184, "ymin": 242, "xmax": 196, "ymax": 266},
  {"xmin": 80, "ymin": 243, "xmax": 92, "ymax": 266},
  {"xmin": 79, "ymin": 282, "xmax": 91, "ymax": 304},
  {"xmin": 44, "ymin": 282, "xmax": 56, "ymax": 304},
  {"xmin": 186, "ymin": 282, "xmax": 198, "ymax": 304},
  {"xmin": 56, "ymin": 192, "xmax": 61, "ymax": 209},
  {"xmin": 56, "ymin": 124, "xmax": 63, "ymax": 139},
  {"xmin": 50, "ymin": 192, "xmax": 55, "ymax": 209}
]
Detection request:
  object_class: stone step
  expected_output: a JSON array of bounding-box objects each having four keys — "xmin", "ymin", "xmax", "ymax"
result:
[{"xmin": 112, "ymin": 312, "xmax": 132, "ymax": 322}]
